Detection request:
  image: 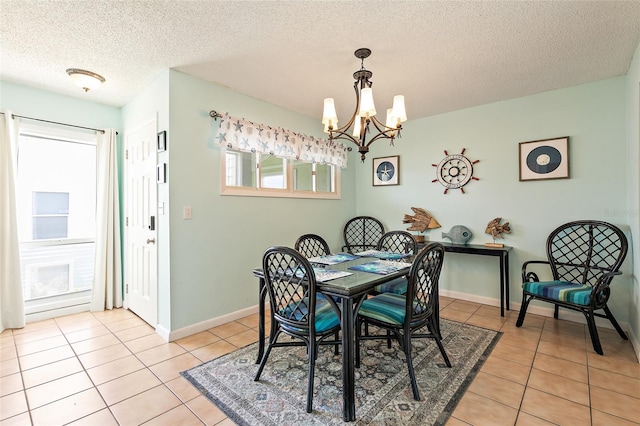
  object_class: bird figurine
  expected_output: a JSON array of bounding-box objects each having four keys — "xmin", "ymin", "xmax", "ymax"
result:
[
  {"xmin": 403, "ymin": 207, "xmax": 440, "ymax": 242},
  {"xmin": 485, "ymin": 217, "xmax": 511, "ymax": 247}
]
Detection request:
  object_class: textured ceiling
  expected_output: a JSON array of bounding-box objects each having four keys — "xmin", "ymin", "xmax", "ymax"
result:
[{"xmin": 1, "ymin": 1, "xmax": 640, "ymax": 122}]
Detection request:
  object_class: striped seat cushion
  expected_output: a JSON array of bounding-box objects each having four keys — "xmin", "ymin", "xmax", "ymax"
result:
[
  {"xmin": 279, "ymin": 297, "xmax": 340, "ymax": 333},
  {"xmin": 523, "ymin": 281, "xmax": 592, "ymax": 306},
  {"xmin": 359, "ymin": 293, "xmax": 407, "ymax": 325},
  {"xmin": 373, "ymin": 277, "xmax": 408, "ymax": 295},
  {"xmin": 359, "ymin": 292, "xmax": 430, "ymax": 327}
]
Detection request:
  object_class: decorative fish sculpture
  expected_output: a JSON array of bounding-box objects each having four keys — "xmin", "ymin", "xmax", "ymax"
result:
[
  {"xmin": 403, "ymin": 207, "xmax": 441, "ymax": 233},
  {"xmin": 442, "ymin": 225, "xmax": 473, "ymax": 245},
  {"xmin": 485, "ymin": 217, "xmax": 511, "ymax": 239}
]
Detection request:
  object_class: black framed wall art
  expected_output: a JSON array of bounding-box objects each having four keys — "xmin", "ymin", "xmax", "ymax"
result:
[
  {"xmin": 519, "ymin": 136, "xmax": 569, "ymax": 181},
  {"xmin": 157, "ymin": 130, "xmax": 167, "ymax": 152}
]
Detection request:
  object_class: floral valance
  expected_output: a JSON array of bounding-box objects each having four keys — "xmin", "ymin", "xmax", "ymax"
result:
[{"xmin": 214, "ymin": 113, "xmax": 348, "ymax": 168}]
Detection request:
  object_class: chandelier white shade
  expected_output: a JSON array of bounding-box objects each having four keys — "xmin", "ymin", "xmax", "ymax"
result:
[
  {"xmin": 391, "ymin": 95, "xmax": 407, "ymax": 122},
  {"xmin": 322, "ymin": 48, "xmax": 407, "ymax": 161},
  {"xmin": 322, "ymin": 98, "xmax": 338, "ymax": 127},
  {"xmin": 358, "ymin": 87, "xmax": 376, "ymax": 117},
  {"xmin": 66, "ymin": 68, "xmax": 105, "ymax": 92}
]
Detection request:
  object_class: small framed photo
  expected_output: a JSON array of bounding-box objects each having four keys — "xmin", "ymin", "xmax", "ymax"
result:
[
  {"xmin": 157, "ymin": 131, "xmax": 167, "ymax": 152},
  {"xmin": 372, "ymin": 155, "xmax": 400, "ymax": 186},
  {"xmin": 519, "ymin": 136, "xmax": 569, "ymax": 181},
  {"xmin": 157, "ymin": 163, "xmax": 166, "ymax": 183}
]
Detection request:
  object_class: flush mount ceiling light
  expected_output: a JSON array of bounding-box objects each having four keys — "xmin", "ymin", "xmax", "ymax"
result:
[
  {"xmin": 322, "ymin": 48, "xmax": 407, "ymax": 162},
  {"xmin": 66, "ymin": 68, "xmax": 105, "ymax": 92}
]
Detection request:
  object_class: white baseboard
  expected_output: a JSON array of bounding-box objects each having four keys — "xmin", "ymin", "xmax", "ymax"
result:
[
  {"xmin": 161, "ymin": 305, "xmax": 259, "ymax": 342},
  {"xmin": 440, "ymin": 289, "xmax": 501, "ymax": 309},
  {"xmin": 155, "ymin": 323, "xmax": 170, "ymax": 342},
  {"xmin": 628, "ymin": 324, "xmax": 640, "ymax": 363}
]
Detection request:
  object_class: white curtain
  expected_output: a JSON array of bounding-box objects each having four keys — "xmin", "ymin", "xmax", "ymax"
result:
[
  {"xmin": 91, "ymin": 129, "xmax": 123, "ymax": 311},
  {"xmin": 214, "ymin": 113, "xmax": 349, "ymax": 168},
  {"xmin": 0, "ymin": 112, "xmax": 25, "ymax": 331}
]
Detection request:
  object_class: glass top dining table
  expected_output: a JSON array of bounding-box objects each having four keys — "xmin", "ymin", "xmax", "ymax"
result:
[{"xmin": 252, "ymin": 255, "xmax": 413, "ymax": 422}]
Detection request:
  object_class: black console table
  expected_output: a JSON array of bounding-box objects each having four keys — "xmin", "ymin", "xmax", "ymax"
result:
[{"xmin": 420, "ymin": 242, "xmax": 512, "ymax": 316}]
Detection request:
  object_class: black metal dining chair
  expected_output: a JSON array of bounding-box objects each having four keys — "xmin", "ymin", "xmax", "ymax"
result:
[
  {"xmin": 294, "ymin": 233, "xmax": 341, "ymax": 355},
  {"xmin": 355, "ymin": 242, "xmax": 451, "ymax": 401},
  {"xmin": 294, "ymin": 233, "xmax": 331, "ymax": 258},
  {"xmin": 372, "ymin": 230, "xmax": 418, "ymax": 295},
  {"xmin": 342, "ymin": 216, "xmax": 385, "ymax": 253},
  {"xmin": 254, "ymin": 246, "xmax": 342, "ymax": 413},
  {"xmin": 516, "ymin": 220, "xmax": 628, "ymax": 355}
]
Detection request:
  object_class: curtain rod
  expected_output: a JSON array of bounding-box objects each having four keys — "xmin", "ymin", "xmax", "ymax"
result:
[{"xmin": 0, "ymin": 111, "xmax": 118, "ymax": 135}]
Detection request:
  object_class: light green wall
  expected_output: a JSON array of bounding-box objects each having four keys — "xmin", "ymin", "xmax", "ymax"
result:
[
  {"xmin": 0, "ymin": 81, "xmax": 121, "ymax": 130},
  {"xmin": 356, "ymin": 77, "xmax": 633, "ymax": 322},
  {"xmin": 166, "ymin": 70, "xmax": 356, "ymax": 330},
  {"xmin": 626, "ymin": 41, "xmax": 640, "ymax": 348}
]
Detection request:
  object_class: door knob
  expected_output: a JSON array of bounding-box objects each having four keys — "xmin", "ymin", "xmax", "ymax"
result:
[{"xmin": 146, "ymin": 238, "xmax": 156, "ymax": 244}]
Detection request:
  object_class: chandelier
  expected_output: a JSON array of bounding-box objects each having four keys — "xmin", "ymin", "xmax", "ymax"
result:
[{"xmin": 322, "ymin": 48, "xmax": 407, "ymax": 162}]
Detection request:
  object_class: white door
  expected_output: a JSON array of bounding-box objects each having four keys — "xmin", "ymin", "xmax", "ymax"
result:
[{"xmin": 124, "ymin": 120, "xmax": 158, "ymax": 326}]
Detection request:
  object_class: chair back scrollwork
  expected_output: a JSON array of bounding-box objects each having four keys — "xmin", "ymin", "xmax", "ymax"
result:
[
  {"xmin": 377, "ymin": 230, "xmax": 418, "ymax": 258},
  {"xmin": 547, "ymin": 221, "xmax": 628, "ymax": 289},
  {"xmin": 343, "ymin": 216, "xmax": 385, "ymax": 253},
  {"xmin": 295, "ymin": 234, "xmax": 331, "ymax": 259},
  {"xmin": 406, "ymin": 243, "xmax": 445, "ymax": 324},
  {"xmin": 263, "ymin": 247, "xmax": 317, "ymax": 334}
]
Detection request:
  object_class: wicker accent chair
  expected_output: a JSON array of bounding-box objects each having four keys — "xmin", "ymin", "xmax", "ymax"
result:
[
  {"xmin": 355, "ymin": 243, "xmax": 451, "ymax": 400},
  {"xmin": 372, "ymin": 230, "xmax": 418, "ymax": 295},
  {"xmin": 294, "ymin": 234, "xmax": 331, "ymax": 258},
  {"xmin": 255, "ymin": 246, "xmax": 342, "ymax": 412},
  {"xmin": 516, "ymin": 220, "xmax": 628, "ymax": 355},
  {"xmin": 342, "ymin": 216, "xmax": 385, "ymax": 254}
]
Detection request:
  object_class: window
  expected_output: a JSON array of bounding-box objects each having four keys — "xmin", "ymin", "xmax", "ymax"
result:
[
  {"xmin": 260, "ymin": 155, "xmax": 286, "ymax": 189},
  {"xmin": 222, "ymin": 149, "xmax": 340, "ymax": 199},
  {"xmin": 226, "ymin": 151, "xmax": 239, "ymax": 186},
  {"xmin": 214, "ymin": 113, "xmax": 345, "ymax": 199},
  {"xmin": 292, "ymin": 161, "xmax": 335, "ymax": 193},
  {"xmin": 225, "ymin": 150, "xmax": 255, "ymax": 188},
  {"xmin": 293, "ymin": 161, "xmax": 312, "ymax": 191},
  {"xmin": 32, "ymin": 191, "xmax": 70, "ymax": 239},
  {"xmin": 16, "ymin": 124, "xmax": 97, "ymax": 312}
]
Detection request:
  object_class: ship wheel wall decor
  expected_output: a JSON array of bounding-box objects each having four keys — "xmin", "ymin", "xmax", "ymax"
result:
[{"xmin": 432, "ymin": 148, "xmax": 479, "ymax": 194}]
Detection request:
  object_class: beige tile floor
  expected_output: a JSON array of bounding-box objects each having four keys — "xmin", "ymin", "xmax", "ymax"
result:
[{"xmin": 1, "ymin": 296, "xmax": 638, "ymax": 425}]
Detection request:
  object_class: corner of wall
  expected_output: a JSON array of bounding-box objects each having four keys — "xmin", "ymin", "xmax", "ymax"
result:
[{"xmin": 626, "ymin": 40, "xmax": 640, "ymax": 363}]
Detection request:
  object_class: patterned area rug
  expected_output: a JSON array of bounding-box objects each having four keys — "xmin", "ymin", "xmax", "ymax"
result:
[{"xmin": 182, "ymin": 319, "xmax": 500, "ymax": 425}]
